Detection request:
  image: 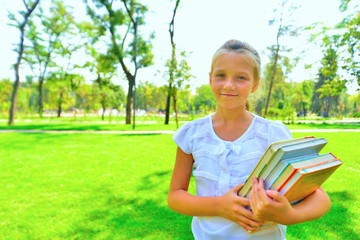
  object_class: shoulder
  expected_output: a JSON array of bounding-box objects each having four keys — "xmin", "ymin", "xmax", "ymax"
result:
[
  {"xmin": 172, "ymin": 114, "xmax": 213, "ymax": 154},
  {"xmin": 252, "ymin": 114, "xmax": 288, "ymax": 131},
  {"xmin": 176, "ymin": 114, "xmax": 212, "ymax": 135},
  {"xmin": 251, "ymin": 113, "xmax": 293, "ymax": 143}
]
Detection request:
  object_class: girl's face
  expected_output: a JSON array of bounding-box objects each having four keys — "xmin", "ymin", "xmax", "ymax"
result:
[{"xmin": 209, "ymin": 53, "xmax": 259, "ymax": 110}]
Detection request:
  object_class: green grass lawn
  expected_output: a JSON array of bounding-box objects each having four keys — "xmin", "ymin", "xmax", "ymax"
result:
[
  {"xmin": 0, "ymin": 115, "xmax": 359, "ymax": 132},
  {"xmin": 0, "ymin": 119, "xmax": 179, "ymax": 132},
  {"xmin": 0, "ymin": 130, "xmax": 359, "ymax": 239}
]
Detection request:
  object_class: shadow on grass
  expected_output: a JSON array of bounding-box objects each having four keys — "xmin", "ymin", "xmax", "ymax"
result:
[
  {"xmin": 0, "ymin": 122, "xmax": 178, "ymax": 132},
  {"xmin": 287, "ymin": 191, "xmax": 359, "ymax": 240},
  {"xmin": 63, "ymin": 170, "xmax": 193, "ymax": 240},
  {"xmin": 0, "ymin": 124, "xmax": 109, "ymax": 131},
  {"xmin": 0, "ymin": 132, "xmax": 71, "ymax": 150},
  {"xmin": 289, "ymin": 122, "xmax": 360, "ymax": 129},
  {"xmin": 137, "ymin": 170, "xmax": 172, "ymax": 192}
]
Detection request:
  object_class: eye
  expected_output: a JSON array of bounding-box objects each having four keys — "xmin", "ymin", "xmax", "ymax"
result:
[
  {"xmin": 237, "ymin": 76, "xmax": 246, "ymax": 80},
  {"xmin": 216, "ymin": 73, "xmax": 225, "ymax": 78}
]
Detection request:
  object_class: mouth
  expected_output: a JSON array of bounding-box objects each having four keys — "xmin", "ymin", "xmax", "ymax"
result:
[{"xmin": 220, "ymin": 93, "xmax": 238, "ymax": 97}]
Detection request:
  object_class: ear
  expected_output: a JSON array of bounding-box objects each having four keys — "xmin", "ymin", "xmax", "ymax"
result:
[
  {"xmin": 209, "ymin": 72, "xmax": 212, "ymax": 85},
  {"xmin": 251, "ymin": 77, "xmax": 260, "ymax": 93}
]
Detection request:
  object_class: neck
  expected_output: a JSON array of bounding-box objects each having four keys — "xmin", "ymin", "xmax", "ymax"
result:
[
  {"xmin": 211, "ymin": 107, "xmax": 254, "ymax": 142},
  {"xmin": 213, "ymin": 106, "xmax": 251, "ymax": 124}
]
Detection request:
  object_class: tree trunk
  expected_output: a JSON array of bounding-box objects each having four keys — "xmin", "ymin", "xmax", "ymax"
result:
[
  {"xmin": 102, "ymin": 106, "xmax": 105, "ymax": 121},
  {"xmin": 264, "ymin": 79, "xmax": 274, "ymax": 116},
  {"xmin": 172, "ymin": 91, "xmax": 179, "ymax": 129},
  {"xmin": 38, "ymin": 79, "xmax": 44, "ymax": 118},
  {"xmin": 325, "ymin": 96, "xmax": 331, "ymax": 118},
  {"xmin": 8, "ymin": 0, "xmax": 40, "ymax": 125},
  {"xmin": 264, "ymin": 46, "xmax": 279, "ymax": 116},
  {"xmin": 164, "ymin": 83, "xmax": 172, "ymax": 125},
  {"xmin": 126, "ymin": 79, "xmax": 134, "ymax": 124},
  {"xmin": 165, "ymin": 0, "xmax": 180, "ymax": 126},
  {"xmin": 264, "ymin": 0, "xmax": 285, "ymax": 117},
  {"xmin": 57, "ymin": 91, "xmax": 63, "ymax": 117},
  {"xmin": 8, "ymin": 73, "xmax": 20, "ymax": 126}
]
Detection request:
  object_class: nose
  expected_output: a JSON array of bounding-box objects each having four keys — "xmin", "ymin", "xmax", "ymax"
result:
[{"xmin": 224, "ymin": 76, "xmax": 235, "ymax": 90}]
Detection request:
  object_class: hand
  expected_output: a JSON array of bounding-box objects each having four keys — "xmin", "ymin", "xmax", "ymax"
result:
[
  {"xmin": 218, "ymin": 184, "xmax": 265, "ymax": 231},
  {"xmin": 249, "ymin": 178, "xmax": 296, "ymax": 225}
]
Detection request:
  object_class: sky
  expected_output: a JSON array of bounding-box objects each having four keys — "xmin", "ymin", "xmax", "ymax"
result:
[{"xmin": 0, "ymin": 0, "xmax": 358, "ymax": 94}]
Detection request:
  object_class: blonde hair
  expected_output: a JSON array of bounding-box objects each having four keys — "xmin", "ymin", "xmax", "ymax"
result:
[{"xmin": 211, "ymin": 40, "xmax": 262, "ymax": 110}]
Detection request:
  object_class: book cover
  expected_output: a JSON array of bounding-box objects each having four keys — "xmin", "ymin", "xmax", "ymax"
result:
[
  {"xmin": 280, "ymin": 159, "xmax": 342, "ymax": 203},
  {"xmin": 265, "ymin": 153, "xmax": 338, "ymax": 190},
  {"xmin": 241, "ymin": 138, "xmax": 342, "ymax": 234},
  {"xmin": 237, "ymin": 136, "xmax": 316, "ymax": 197},
  {"xmin": 238, "ymin": 137, "xmax": 327, "ymax": 198}
]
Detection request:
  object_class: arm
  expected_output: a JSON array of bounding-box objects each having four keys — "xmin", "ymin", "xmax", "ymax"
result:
[
  {"xmin": 168, "ymin": 147, "xmax": 264, "ymax": 231},
  {"xmin": 249, "ymin": 178, "xmax": 331, "ymax": 225}
]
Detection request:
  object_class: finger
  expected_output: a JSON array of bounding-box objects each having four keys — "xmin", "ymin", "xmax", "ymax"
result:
[
  {"xmin": 252, "ymin": 178, "xmax": 262, "ymax": 207},
  {"xmin": 266, "ymin": 190, "xmax": 285, "ymax": 203},
  {"xmin": 235, "ymin": 192, "xmax": 251, "ymax": 206},
  {"xmin": 235, "ymin": 214, "xmax": 262, "ymax": 231},
  {"xmin": 234, "ymin": 203, "xmax": 262, "ymax": 223},
  {"xmin": 249, "ymin": 182, "xmax": 257, "ymax": 210},
  {"xmin": 232, "ymin": 183, "xmax": 244, "ymax": 193},
  {"xmin": 257, "ymin": 179, "xmax": 270, "ymax": 203}
]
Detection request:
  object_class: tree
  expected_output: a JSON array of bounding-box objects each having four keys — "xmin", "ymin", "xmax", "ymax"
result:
[
  {"xmin": 311, "ymin": 45, "xmax": 346, "ymax": 117},
  {"xmin": 136, "ymin": 81, "xmax": 166, "ymax": 112},
  {"xmin": 0, "ymin": 79, "xmax": 13, "ymax": 115},
  {"xmin": 176, "ymin": 89, "xmax": 192, "ymax": 113},
  {"xmin": 78, "ymin": 20, "xmax": 119, "ymax": 120},
  {"xmin": 264, "ymin": 0, "xmax": 299, "ymax": 116},
  {"xmin": 293, "ymin": 80, "xmax": 314, "ymax": 117},
  {"xmin": 165, "ymin": 51, "xmax": 192, "ymax": 128},
  {"xmin": 89, "ymin": 51, "xmax": 118, "ymax": 120},
  {"xmin": 338, "ymin": 0, "xmax": 360, "ymax": 88},
  {"xmin": 53, "ymin": 43, "xmax": 83, "ymax": 117},
  {"xmin": 74, "ymin": 83, "xmax": 97, "ymax": 117},
  {"xmin": 86, "ymin": 0, "xmax": 154, "ymax": 126},
  {"xmin": 262, "ymin": 51, "xmax": 298, "ymax": 117},
  {"xmin": 23, "ymin": 0, "xmax": 75, "ymax": 118},
  {"xmin": 308, "ymin": 0, "xmax": 359, "ymax": 95},
  {"xmin": 8, "ymin": 0, "xmax": 40, "ymax": 125},
  {"xmin": 192, "ymin": 84, "xmax": 217, "ymax": 114},
  {"xmin": 164, "ymin": 0, "xmax": 180, "ymax": 125}
]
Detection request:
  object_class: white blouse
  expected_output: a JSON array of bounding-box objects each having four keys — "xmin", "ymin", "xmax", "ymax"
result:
[{"xmin": 173, "ymin": 113, "xmax": 293, "ymax": 240}]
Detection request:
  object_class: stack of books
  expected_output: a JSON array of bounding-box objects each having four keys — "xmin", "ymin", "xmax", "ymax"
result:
[
  {"xmin": 238, "ymin": 136, "xmax": 342, "ymax": 202},
  {"xmin": 238, "ymin": 136, "xmax": 342, "ymax": 233}
]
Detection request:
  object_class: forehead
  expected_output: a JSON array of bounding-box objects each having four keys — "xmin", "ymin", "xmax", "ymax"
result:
[{"xmin": 212, "ymin": 53, "xmax": 254, "ymax": 74}]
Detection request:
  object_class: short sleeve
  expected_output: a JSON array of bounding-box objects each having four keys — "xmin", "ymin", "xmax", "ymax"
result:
[
  {"xmin": 269, "ymin": 122, "xmax": 293, "ymax": 144},
  {"xmin": 172, "ymin": 122, "xmax": 193, "ymax": 154}
]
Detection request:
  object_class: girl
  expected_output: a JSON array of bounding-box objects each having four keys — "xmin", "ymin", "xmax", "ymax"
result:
[{"xmin": 168, "ymin": 39, "xmax": 331, "ymax": 239}]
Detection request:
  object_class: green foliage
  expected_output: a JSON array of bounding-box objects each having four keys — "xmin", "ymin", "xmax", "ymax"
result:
[
  {"xmin": 309, "ymin": 0, "xmax": 360, "ymax": 90},
  {"xmin": 352, "ymin": 112, "xmax": 360, "ymax": 117},
  {"xmin": 316, "ymin": 78, "xmax": 346, "ymax": 99},
  {"xmin": 176, "ymin": 89, "xmax": 193, "ymax": 113},
  {"xmin": 337, "ymin": 0, "xmax": 360, "ymax": 86},
  {"xmin": 0, "ymin": 79, "xmax": 12, "ymax": 114},
  {"xmin": 135, "ymin": 81, "xmax": 166, "ymax": 112},
  {"xmin": 86, "ymin": 0, "xmax": 154, "ymax": 124},
  {"xmin": 310, "ymin": 42, "xmax": 347, "ymax": 118},
  {"xmin": 3, "ymin": 0, "xmax": 360, "ymax": 122},
  {"xmin": 192, "ymin": 85, "xmax": 216, "ymax": 113},
  {"xmin": 293, "ymin": 80, "xmax": 314, "ymax": 116}
]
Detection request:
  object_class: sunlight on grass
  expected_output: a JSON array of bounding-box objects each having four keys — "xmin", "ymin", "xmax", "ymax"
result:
[{"xmin": 0, "ymin": 130, "xmax": 358, "ymax": 239}]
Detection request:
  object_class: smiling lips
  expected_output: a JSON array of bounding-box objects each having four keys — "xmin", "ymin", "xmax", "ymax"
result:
[{"xmin": 220, "ymin": 93, "xmax": 238, "ymax": 97}]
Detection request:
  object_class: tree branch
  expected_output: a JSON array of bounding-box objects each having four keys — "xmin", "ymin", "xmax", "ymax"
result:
[{"xmin": 121, "ymin": 0, "xmax": 135, "ymax": 25}]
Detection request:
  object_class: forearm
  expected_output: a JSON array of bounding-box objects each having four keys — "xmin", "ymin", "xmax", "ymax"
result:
[
  {"xmin": 284, "ymin": 187, "xmax": 331, "ymax": 225},
  {"xmin": 168, "ymin": 189, "xmax": 221, "ymax": 217}
]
